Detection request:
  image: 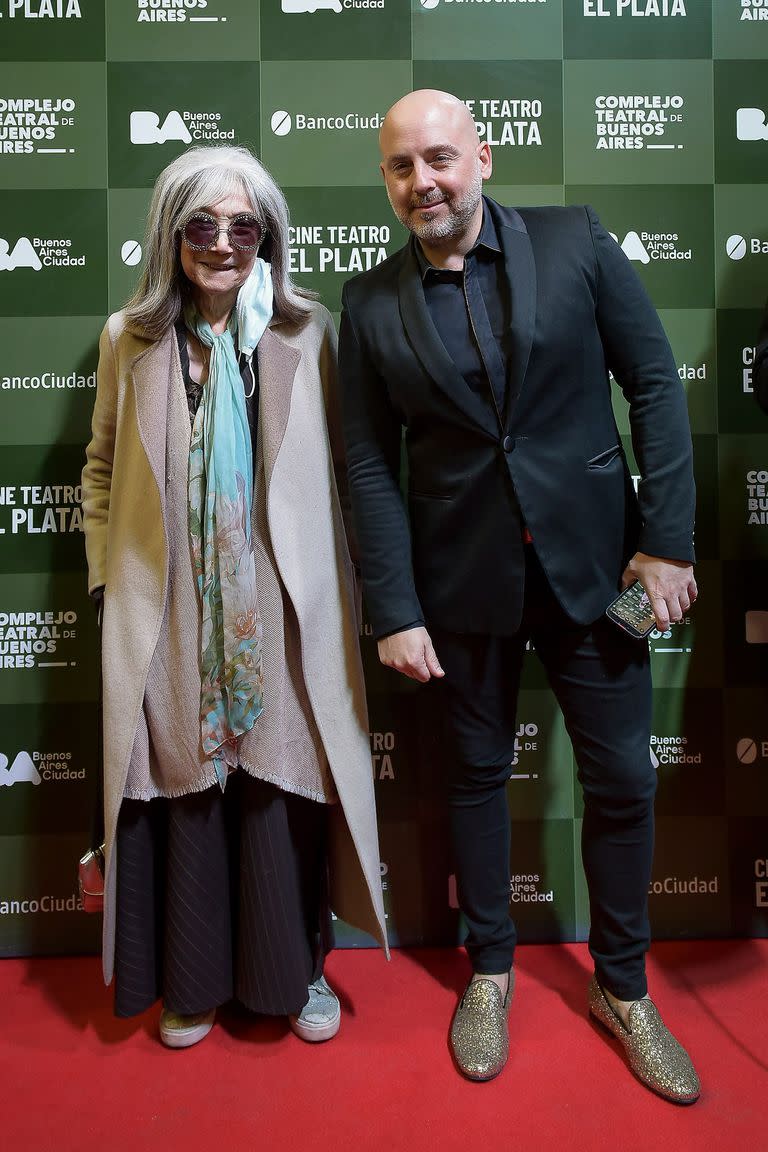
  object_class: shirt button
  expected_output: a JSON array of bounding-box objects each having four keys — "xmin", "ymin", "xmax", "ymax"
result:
[{"xmin": 502, "ymin": 435, "xmax": 515, "ymax": 453}]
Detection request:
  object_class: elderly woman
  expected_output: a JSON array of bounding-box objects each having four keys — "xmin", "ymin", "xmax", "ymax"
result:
[{"xmin": 82, "ymin": 145, "xmax": 386, "ymax": 1048}]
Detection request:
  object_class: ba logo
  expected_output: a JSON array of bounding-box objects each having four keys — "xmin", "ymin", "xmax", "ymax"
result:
[
  {"xmin": 282, "ymin": 0, "xmax": 343, "ymax": 9},
  {"xmin": 130, "ymin": 110, "xmax": 192, "ymax": 146},
  {"xmin": 609, "ymin": 230, "xmax": 650, "ymax": 264},
  {"xmin": 0, "ymin": 237, "xmax": 42, "ymax": 272},
  {"xmin": 736, "ymin": 108, "xmax": 768, "ymax": 142},
  {"xmin": 609, "ymin": 228, "xmax": 691, "ymax": 264},
  {"xmin": 0, "ymin": 751, "xmax": 41, "ymax": 788}
]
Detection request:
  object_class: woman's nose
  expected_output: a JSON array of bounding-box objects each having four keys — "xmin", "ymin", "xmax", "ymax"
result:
[{"xmin": 211, "ymin": 226, "xmax": 233, "ymax": 253}]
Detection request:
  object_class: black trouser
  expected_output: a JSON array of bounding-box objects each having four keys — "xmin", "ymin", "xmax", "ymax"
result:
[
  {"xmin": 114, "ymin": 773, "xmax": 331, "ymax": 1018},
  {"xmin": 432, "ymin": 546, "xmax": 655, "ymax": 1001}
]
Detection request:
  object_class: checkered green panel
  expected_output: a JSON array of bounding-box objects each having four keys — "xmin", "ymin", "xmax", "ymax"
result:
[{"xmin": 0, "ymin": 0, "xmax": 766, "ymax": 956}]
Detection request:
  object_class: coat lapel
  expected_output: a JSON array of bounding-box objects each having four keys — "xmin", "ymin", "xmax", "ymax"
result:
[
  {"xmin": 131, "ymin": 322, "xmax": 301, "ymax": 520},
  {"xmin": 257, "ymin": 324, "xmax": 301, "ymax": 493},
  {"xmin": 256, "ymin": 317, "xmax": 388, "ymax": 952},
  {"xmin": 131, "ymin": 327, "xmax": 179, "ymax": 518},
  {"xmin": 398, "ymin": 246, "xmax": 499, "ymax": 439},
  {"xmin": 491, "ymin": 203, "xmax": 536, "ymax": 427}
]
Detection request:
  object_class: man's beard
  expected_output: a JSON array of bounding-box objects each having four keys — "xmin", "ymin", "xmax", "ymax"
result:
[{"xmin": 390, "ymin": 170, "xmax": 483, "ymax": 244}]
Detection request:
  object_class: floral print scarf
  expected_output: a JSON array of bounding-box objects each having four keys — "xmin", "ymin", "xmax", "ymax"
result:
[{"xmin": 186, "ymin": 263, "xmax": 273, "ymax": 787}]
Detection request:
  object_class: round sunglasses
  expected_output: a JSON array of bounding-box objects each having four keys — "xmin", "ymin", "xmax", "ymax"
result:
[{"xmin": 181, "ymin": 211, "xmax": 265, "ymax": 253}]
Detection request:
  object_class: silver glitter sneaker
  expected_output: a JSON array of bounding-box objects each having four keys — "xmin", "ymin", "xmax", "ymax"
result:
[
  {"xmin": 450, "ymin": 968, "xmax": 515, "ymax": 1081},
  {"xmin": 159, "ymin": 1008, "xmax": 216, "ymax": 1049},
  {"xmin": 289, "ymin": 976, "xmax": 341, "ymax": 1043},
  {"xmin": 588, "ymin": 977, "xmax": 700, "ymax": 1104}
]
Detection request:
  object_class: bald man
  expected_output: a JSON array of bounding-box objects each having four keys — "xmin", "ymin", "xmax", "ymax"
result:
[{"xmin": 339, "ymin": 90, "xmax": 700, "ymax": 1101}]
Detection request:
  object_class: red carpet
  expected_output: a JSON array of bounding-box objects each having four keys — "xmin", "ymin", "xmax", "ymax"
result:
[{"xmin": 2, "ymin": 941, "xmax": 766, "ymax": 1152}]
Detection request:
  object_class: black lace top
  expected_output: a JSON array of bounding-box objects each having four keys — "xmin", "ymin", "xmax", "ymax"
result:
[{"xmin": 174, "ymin": 320, "xmax": 260, "ymax": 463}]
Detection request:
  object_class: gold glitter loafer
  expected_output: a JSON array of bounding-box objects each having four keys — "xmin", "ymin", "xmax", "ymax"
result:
[
  {"xmin": 450, "ymin": 969, "xmax": 515, "ymax": 1082},
  {"xmin": 588, "ymin": 977, "xmax": 700, "ymax": 1104}
]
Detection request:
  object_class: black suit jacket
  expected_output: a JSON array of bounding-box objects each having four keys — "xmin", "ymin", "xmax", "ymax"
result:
[{"xmin": 339, "ymin": 198, "xmax": 695, "ymax": 640}]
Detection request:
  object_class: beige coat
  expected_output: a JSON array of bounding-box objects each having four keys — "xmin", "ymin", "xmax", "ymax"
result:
[{"xmin": 82, "ymin": 303, "xmax": 388, "ymax": 982}]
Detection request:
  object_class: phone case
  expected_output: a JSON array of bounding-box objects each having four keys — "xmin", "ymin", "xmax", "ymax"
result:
[{"xmin": 605, "ymin": 581, "xmax": 656, "ymax": 639}]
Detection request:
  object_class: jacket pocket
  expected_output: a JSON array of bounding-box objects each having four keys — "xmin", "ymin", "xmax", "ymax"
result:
[
  {"xmin": 586, "ymin": 444, "xmax": 621, "ymax": 470},
  {"xmin": 409, "ymin": 490, "xmax": 455, "ymax": 502}
]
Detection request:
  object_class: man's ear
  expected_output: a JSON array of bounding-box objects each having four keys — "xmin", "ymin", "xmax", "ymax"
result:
[{"xmin": 479, "ymin": 142, "xmax": 493, "ymax": 181}]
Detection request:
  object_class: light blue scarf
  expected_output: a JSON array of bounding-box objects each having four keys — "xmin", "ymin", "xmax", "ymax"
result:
[{"xmin": 186, "ymin": 259, "xmax": 274, "ymax": 788}]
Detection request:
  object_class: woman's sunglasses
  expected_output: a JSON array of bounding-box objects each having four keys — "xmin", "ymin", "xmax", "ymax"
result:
[{"xmin": 181, "ymin": 211, "xmax": 265, "ymax": 253}]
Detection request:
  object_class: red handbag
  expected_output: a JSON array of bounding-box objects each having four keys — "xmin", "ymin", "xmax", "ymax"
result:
[{"xmin": 78, "ymin": 844, "xmax": 105, "ymax": 914}]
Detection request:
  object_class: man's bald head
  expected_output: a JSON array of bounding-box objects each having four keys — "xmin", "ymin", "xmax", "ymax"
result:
[
  {"xmin": 379, "ymin": 90, "xmax": 480, "ymax": 156},
  {"xmin": 378, "ymin": 89, "xmax": 491, "ymax": 256}
]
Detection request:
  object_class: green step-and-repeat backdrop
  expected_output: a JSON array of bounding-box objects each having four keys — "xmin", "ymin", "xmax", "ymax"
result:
[{"xmin": 1, "ymin": 0, "xmax": 767, "ymax": 956}]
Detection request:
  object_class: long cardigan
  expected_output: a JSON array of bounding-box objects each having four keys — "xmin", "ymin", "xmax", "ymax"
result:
[{"xmin": 82, "ymin": 301, "xmax": 388, "ymax": 982}]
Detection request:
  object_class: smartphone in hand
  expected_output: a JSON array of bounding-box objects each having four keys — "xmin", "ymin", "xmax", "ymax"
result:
[{"xmin": 605, "ymin": 581, "xmax": 656, "ymax": 639}]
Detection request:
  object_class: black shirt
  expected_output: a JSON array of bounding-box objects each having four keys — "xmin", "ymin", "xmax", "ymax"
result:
[{"xmin": 414, "ymin": 200, "xmax": 512, "ymax": 421}]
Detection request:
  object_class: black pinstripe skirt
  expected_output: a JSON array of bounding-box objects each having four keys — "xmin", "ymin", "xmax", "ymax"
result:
[{"xmin": 113, "ymin": 771, "xmax": 332, "ymax": 1019}]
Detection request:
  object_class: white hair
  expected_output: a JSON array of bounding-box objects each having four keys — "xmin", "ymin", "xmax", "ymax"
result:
[{"xmin": 123, "ymin": 145, "xmax": 313, "ymax": 339}]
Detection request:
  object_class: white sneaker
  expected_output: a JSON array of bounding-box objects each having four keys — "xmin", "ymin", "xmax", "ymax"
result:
[
  {"xmin": 159, "ymin": 1007, "xmax": 216, "ymax": 1049},
  {"xmin": 288, "ymin": 976, "xmax": 341, "ymax": 1043}
]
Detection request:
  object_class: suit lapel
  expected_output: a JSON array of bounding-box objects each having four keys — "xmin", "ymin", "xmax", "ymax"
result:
[
  {"xmin": 398, "ymin": 246, "xmax": 498, "ymax": 439},
  {"xmin": 492, "ymin": 204, "xmax": 536, "ymax": 427}
]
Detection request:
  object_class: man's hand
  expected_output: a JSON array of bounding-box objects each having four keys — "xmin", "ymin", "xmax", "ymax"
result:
[
  {"xmin": 377, "ymin": 626, "xmax": 445, "ymax": 683},
  {"xmin": 621, "ymin": 552, "xmax": 697, "ymax": 632}
]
